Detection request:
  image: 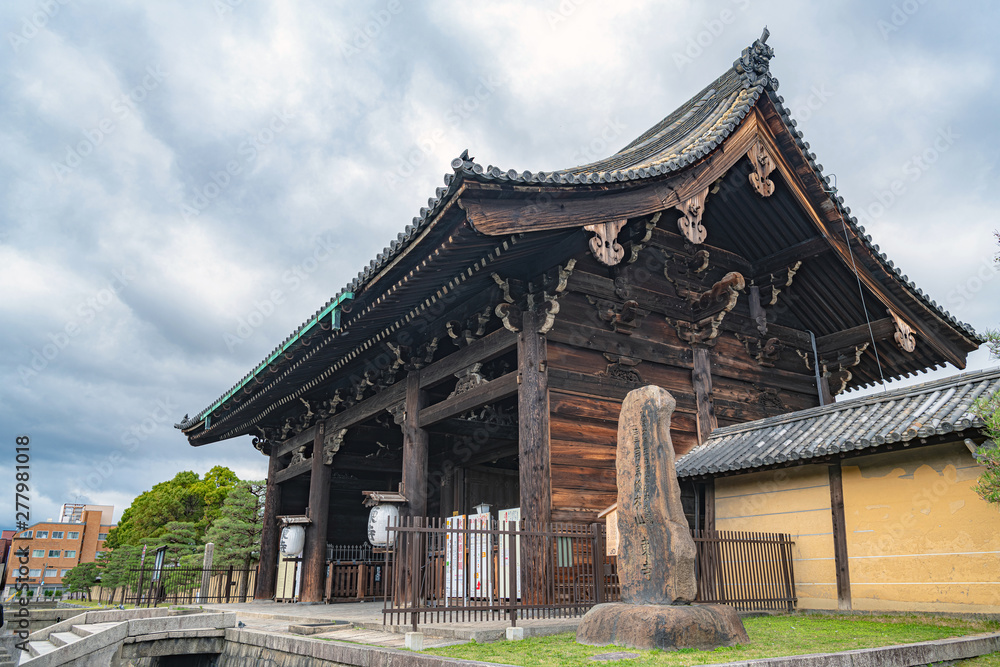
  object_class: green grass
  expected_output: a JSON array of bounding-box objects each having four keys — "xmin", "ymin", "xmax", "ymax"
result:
[
  {"xmin": 961, "ymin": 654, "xmax": 1000, "ymax": 666},
  {"xmin": 425, "ymin": 614, "xmax": 1000, "ymax": 666}
]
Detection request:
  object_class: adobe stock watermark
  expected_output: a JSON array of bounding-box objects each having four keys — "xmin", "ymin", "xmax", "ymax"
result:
[
  {"xmin": 52, "ymin": 64, "xmax": 167, "ymax": 181},
  {"xmin": 877, "ymin": 0, "xmax": 930, "ymax": 40},
  {"xmin": 384, "ymin": 73, "xmax": 508, "ymax": 190},
  {"xmin": 76, "ymin": 397, "xmax": 180, "ymax": 495},
  {"xmin": 224, "ymin": 233, "xmax": 339, "ymax": 351},
  {"xmin": 7, "ymin": 0, "xmax": 72, "ymax": 53},
  {"xmin": 946, "ymin": 253, "xmax": 1000, "ymax": 312},
  {"xmin": 856, "ymin": 127, "xmax": 958, "ymax": 226},
  {"xmin": 340, "ymin": 0, "xmax": 403, "ymax": 60},
  {"xmin": 18, "ymin": 267, "xmax": 135, "ymax": 385},
  {"xmin": 180, "ymin": 108, "xmax": 294, "ymax": 221},
  {"xmin": 673, "ymin": 0, "xmax": 752, "ymax": 72},
  {"xmin": 546, "ymin": 0, "xmax": 589, "ymax": 30}
]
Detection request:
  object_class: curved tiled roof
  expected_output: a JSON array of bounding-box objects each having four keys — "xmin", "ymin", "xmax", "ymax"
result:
[
  {"xmin": 676, "ymin": 367, "xmax": 1000, "ymax": 478},
  {"xmin": 177, "ymin": 29, "xmax": 978, "ymax": 436}
]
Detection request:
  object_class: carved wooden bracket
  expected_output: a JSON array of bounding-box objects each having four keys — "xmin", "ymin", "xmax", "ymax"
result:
[
  {"xmin": 684, "ymin": 272, "xmax": 746, "ymax": 315},
  {"xmin": 598, "ymin": 353, "xmax": 643, "ymax": 384},
  {"xmin": 447, "ymin": 308, "xmax": 492, "ymax": 348},
  {"xmin": 747, "ymin": 139, "xmax": 776, "ymax": 197},
  {"xmin": 675, "ymin": 187, "xmax": 709, "ymax": 244},
  {"xmin": 386, "ymin": 401, "xmax": 405, "ymax": 426},
  {"xmin": 797, "ymin": 342, "xmax": 869, "ymax": 396},
  {"xmin": 663, "ymin": 247, "xmax": 711, "ymax": 287},
  {"xmin": 289, "ymin": 444, "xmax": 311, "ymax": 467},
  {"xmin": 627, "ymin": 212, "xmax": 660, "ymax": 264},
  {"xmin": 386, "ymin": 338, "xmax": 439, "ymax": 371},
  {"xmin": 669, "ymin": 314, "xmax": 726, "ymax": 347},
  {"xmin": 323, "ymin": 428, "xmax": 347, "ymax": 465},
  {"xmin": 888, "ymin": 309, "xmax": 916, "ymax": 352},
  {"xmin": 584, "ymin": 219, "xmax": 628, "ymax": 266},
  {"xmin": 492, "ymin": 260, "xmax": 575, "ymax": 334},
  {"xmin": 754, "ymin": 261, "xmax": 801, "ymax": 306},
  {"xmin": 735, "ymin": 333, "xmax": 784, "ymax": 367},
  {"xmin": 449, "ymin": 363, "xmax": 488, "ymax": 398},
  {"xmin": 587, "ymin": 296, "xmax": 649, "ymax": 335}
]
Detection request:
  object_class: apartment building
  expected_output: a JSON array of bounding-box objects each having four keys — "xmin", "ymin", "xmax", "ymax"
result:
[{"xmin": 2, "ymin": 505, "xmax": 115, "ymax": 597}]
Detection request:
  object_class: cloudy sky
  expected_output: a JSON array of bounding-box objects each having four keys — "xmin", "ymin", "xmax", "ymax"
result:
[{"xmin": 2, "ymin": 0, "xmax": 998, "ymax": 527}]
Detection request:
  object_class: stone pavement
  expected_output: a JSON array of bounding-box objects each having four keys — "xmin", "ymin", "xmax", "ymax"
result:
[{"xmin": 200, "ymin": 600, "xmax": 579, "ymax": 645}]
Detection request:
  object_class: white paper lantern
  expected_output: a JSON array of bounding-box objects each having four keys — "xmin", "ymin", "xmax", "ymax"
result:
[
  {"xmin": 280, "ymin": 525, "xmax": 306, "ymax": 556},
  {"xmin": 367, "ymin": 504, "xmax": 399, "ymax": 547}
]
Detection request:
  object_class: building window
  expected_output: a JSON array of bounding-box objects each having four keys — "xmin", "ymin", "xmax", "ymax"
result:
[
  {"xmin": 44, "ymin": 569, "xmax": 57, "ymax": 578},
  {"xmin": 48, "ymin": 550, "xmax": 61, "ymax": 558},
  {"xmin": 36, "ymin": 531, "xmax": 48, "ymax": 539},
  {"xmin": 98, "ymin": 533, "xmax": 108, "ymax": 541},
  {"xmin": 21, "ymin": 530, "xmax": 32, "ymax": 538},
  {"xmin": 32, "ymin": 549, "xmax": 44, "ymax": 558},
  {"xmin": 51, "ymin": 531, "xmax": 64, "ymax": 539},
  {"xmin": 67, "ymin": 532, "xmax": 79, "ymax": 540},
  {"xmin": 28, "ymin": 569, "xmax": 41, "ymax": 577},
  {"xmin": 61, "ymin": 569, "xmax": 71, "ymax": 576},
  {"xmin": 64, "ymin": 550, "xmax": 77, "ymax": 558}
]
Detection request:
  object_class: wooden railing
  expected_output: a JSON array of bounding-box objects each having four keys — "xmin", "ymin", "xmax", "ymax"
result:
[{"xmin": 382, "ymin": 519, "xmax": 795, "ymax": 628}]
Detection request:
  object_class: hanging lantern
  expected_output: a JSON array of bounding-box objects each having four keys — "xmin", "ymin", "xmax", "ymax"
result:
[
  {"xmin": 280, "ymin": 525, "xmax": 306, "ymax": 556},
  {"xmin": 367, "ymin": 503, "xmax": 400, "ymax": 547}
]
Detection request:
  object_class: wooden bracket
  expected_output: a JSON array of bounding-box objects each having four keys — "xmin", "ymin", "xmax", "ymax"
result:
[
  {"xmin": 675, "ymin": 187, "xmax": 709, "ymax": 244},
  {"xmin": 797, "ymin": 342, "xmax": 869, "ymax": 396},
  {"xmin": 493, "ymin": 260, "xmax": 574, "ymax": 335},
  {"xmin": 449, "ymin": 363, "xmax": 488, "ymax": 397},
  {"xmin": 598, "ymin": 353, "xmax": 643, "ymax": 384},
  {"xmin": 685, "ymin": 271, "xmax": 746, "ymax": 316},
  {"xmin": 735, "ymin": 333, "xmax": 784, "ymax": 367},
  {"xmin": 626, "ymin": 213, "xmax": 660, "ymax": 264},
  {"xmin": 323, "ymin": 428, "xmax": 347, "ymax": 465},
  {"xmin": 747, "ymin": 138, "xmax": 776, "ymax": 197},
  {"xmin": 888, "ymin": 309, "xmax": 916, "ymax": 352},
  {"xmin": 584, "ymin": 219, "xmax": 628, "ymax": 266},
  {"xmin": 587, "ymin": 296, "xmax": 649, "ymax": 335},
  {"xmin": 753, "ymin": 261, "xmax": 801, "ymax": 306},
  {"xmin": 446, "ymin": 308, "xmax": 493, "ymax": 348},
  {"xmin": 289, "ymin": 444, "xmax": 311, "ymax": 467},
  {"xmin": 663, "ymin": 247, "xmax": 711, "ymax": 287}
]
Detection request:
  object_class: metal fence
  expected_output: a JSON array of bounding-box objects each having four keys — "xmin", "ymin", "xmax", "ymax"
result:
[
  {"xmin": 113, "ymin": 564, "xmax": 257, "ymax": 607},
  {"xmin": 383, "ymin": 519, "xmax": 795, "ymax": 628}
]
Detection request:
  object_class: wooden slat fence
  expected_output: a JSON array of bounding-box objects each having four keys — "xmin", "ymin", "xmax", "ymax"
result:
[{"xmin": 383, "ymin": 519, "xmax": 795, "ymax": 628}]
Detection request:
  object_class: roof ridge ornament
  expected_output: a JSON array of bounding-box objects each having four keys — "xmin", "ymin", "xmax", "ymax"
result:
[{"xmin": 734, "ymin": 27, "xmax": 776, "ymax": 89}]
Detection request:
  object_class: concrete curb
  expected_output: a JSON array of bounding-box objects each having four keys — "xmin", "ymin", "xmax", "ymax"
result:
[
  {"xmin": 695, "ymin": 631, "xmax": 1000, "ymax": 667},
  {"xmin": 359, "ymin": 620, "xmax": 580, "ymax": 642}
]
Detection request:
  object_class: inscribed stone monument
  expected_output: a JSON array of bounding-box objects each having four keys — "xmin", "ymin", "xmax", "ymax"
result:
[{"xmin": 576, "ymin": 385, "xmax": 748, "ymax": 651}]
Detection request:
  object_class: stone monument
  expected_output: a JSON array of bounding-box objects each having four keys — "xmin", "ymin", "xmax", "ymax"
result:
[{"xmin": 576, "ymin": 385, "xmax": 748, "ymax": 650}]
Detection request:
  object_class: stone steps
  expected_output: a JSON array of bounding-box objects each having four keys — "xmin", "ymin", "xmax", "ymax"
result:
[
  {"xmin": 27, "ymin": 640, "xmax": 58, "ymax": 658},
  {"xmin": 48, "ymin": 632, "xmax": 84, "ymax": 648}
]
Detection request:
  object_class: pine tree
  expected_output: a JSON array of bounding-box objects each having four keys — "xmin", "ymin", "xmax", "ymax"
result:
[{"xmin": 205, "ymin": 480, "xmax": 266, "ymax": 571}]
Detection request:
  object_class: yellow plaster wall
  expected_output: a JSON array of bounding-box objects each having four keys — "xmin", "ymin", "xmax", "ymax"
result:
[
  {"xmin": 715, "ymin": 465, "xmax": 836, "ymax": 610},
  {"xmin": 841, "ymin": 442, "xmax": 1000, "ymax": 613}
]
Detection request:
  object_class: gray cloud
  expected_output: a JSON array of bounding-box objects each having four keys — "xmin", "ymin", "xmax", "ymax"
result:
[{"xmin": 2, "ymin": 0, "xmax": 999, "ymax": 523}]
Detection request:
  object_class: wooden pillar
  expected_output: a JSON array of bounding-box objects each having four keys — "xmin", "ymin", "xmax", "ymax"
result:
[
  {"xmin": 703, "ymin": 478, "xmax": 716, "ymax": 532},
  {"xmin": 402, "ymin": 371, "xmax": 429, "ymax": 518},
  {"xmin": 518, "ymin": 310, "xmax": 550, "ymax": 605},
  {"xmin": 692, "ymin": 346, "xmax": 718, "ymax": 445},
  {"xmin": 819, "ymin": 374, "xmax": 834, "ymax": 406},
  {"xmin": 517, "ymin": 309, "xmax": 551, "ymax": 524},
  {"xmin": 301, "ymin": 423, "xmax": 330, "ymax": 603},
  {"xmin": 828, "ymin": 462, "xmax": 852, "ymax": 610},
  {"xmin": 254, "ymin": 445, "xmax": 282, "ymax": 600}
]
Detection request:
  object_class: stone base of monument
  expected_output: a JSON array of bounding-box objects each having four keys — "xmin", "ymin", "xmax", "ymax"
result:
[{"xmin": 576, "ymin": 602, "xmax": 749, "ymax": 651}]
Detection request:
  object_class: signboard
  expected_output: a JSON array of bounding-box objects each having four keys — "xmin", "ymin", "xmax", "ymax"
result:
[
  {"xmin": 498, "ymin": 507, "xmax": 521, "ymax": 600},
  {"xmin": 468, "ymin": 513, "xmax": 492, "ymax": 599},
  {"xmin": 605, "ymin": 507, "xmax": 619, "ymax": 556},
  {"xmin": 444, "ymin": 515, "xmax": 465, "ymax": 599}
]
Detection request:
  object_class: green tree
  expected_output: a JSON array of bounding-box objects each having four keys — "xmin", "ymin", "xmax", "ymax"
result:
[
  {"xmin": 205, "ymin": 480, "xmax": 265, "ymax": 570},
  {"xmin": 153, "ymin": 521, "xmax": 202, "ymax": 567},
  {"xmin": 972, "ymin": 329, "xmax": 1000, "ymax": 504},
  {"xmin": 62, "ymin": 562, "xmax": 100, "ymax": 601},
  {"xmin": 105, "ymin": 466, "xmax": 240, "ymax": 549}
]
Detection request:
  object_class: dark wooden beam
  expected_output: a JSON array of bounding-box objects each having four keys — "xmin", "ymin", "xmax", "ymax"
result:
[
  {"xmin": 402, "ymin": 371, "xmax": 429, "ymax": 518},
  {"xmin": 418, "ymin": 371, "xmax": 519, "ymax": 427},
  {"xmin": 254, "ymin": 446, "xmax": 283, "ymax": 600},
  {"xmin": 427, "ymin": 418, "xmax": 518, "ymax": 442},
  {"xmin": 816, "ymin": 317, "xmax": 895, "ymax": 356},
  {"xmin": 301, "ymin": 423, "xmax": 330, "ymax": 603},
  {"xmin": 752, "ymin": 236, "xmax": 829, "ymax": 277},
  {"xmin": 276, "ymin": 425, "xmax": 319, "ymax": 458},
  {"xmin": 703, "ymin": 479, "xmax": 715, "ymax": 532},
  {"xmin": 828, "ymin": 462, "xmax": 852, "ymax": 611},
  {"xmin": 332, "ymin": 454, "xmax": 403, "ymax": 473},
  {"xmin": 419, "ymin": 328, "xmax": 517, "ymax": 389},
  {"xmin": 692, "ymin": 346, "xmax": 717, "ymax": 444},
  {"xmin": 325, "ymin": 381, "xmax": 406, "ymax": 433},
  {"xmin": 273, "ymin": 458, "xmax": 311, "ymax": 485}
]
